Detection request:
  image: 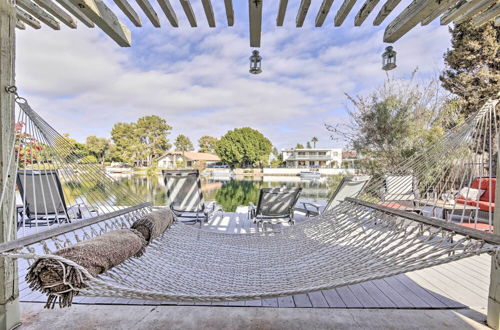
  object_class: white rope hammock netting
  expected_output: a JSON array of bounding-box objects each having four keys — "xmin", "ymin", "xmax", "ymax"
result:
[{"xmin": 0, "ymin": 91, "xmax": 499, "ymax": 307}]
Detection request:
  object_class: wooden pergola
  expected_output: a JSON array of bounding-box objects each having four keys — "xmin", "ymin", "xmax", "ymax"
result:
[
  {"xmin": 7, "ymin": 0, "xmax": 500, "ymax": 47},
  {"xmin": 0, "ymin": 0, "xmax": 499, "ymax": 329}
]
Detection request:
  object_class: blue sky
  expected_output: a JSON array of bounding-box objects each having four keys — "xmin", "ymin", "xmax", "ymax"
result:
[{"xmin": 16, "ymin": 0, "xmax": 452, "ymax": 150}]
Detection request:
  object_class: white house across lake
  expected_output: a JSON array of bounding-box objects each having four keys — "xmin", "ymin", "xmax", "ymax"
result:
[{"xmin": 282, "ymin": 148, "xmax": 343, "ymax": 168}]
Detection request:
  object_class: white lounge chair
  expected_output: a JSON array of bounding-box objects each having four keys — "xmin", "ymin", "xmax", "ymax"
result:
[
  {"xmin": 16, "ymin": 170, "xmax": 98, "ymax": 227},
  {"xmin": 163, "ymin": 169, "xmax": 222, "ymax": 223},
  {"xmin": 300, "ymin": 175, "xmax": 371, "ymax": 216},
  {"xmin": 249, "ymin": 187, "xmax": 302, "ymax": 225}
]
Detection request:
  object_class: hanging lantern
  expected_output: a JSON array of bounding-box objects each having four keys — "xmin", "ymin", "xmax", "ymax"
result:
[
  {"xmin": 249, "ymin": 50, "xmax": 262, "ymax": 74},
  {"xmin": 382, "ymin": 46, "xmax": 397, "ymax": 71}
]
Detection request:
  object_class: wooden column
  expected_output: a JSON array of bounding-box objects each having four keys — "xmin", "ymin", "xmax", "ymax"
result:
[
  {"xmin": 0, "ymin": 0, "xmax": 19, "ymax": 329},
  {"xmin": 488, "ymin": 123, "xmax": 500, "ymax": 329}
]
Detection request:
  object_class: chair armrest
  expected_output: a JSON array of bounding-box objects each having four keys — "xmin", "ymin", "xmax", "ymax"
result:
[{"xmin": 302, "ymin": 202, "xmax": 320, "ymax": 211}]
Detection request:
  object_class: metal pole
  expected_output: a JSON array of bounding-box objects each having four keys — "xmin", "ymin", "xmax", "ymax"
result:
[
  {"xmin": 0, "ymin": 0, "xmax": 20, "ymax": 328},
  {"xmin": 487, "ymin": 108, "xmax": 500, "ymax": 329}
]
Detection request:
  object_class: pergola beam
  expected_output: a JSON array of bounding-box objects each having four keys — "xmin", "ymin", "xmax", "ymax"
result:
[
  {"xmin": 16, "ymin": 19, "xmax": 26, "ymax": 29},
  {"xmin": 296, "ymin": 0, "xmax": 311, "ymax": 27},
  {"xmin": 454, "ymin": 0, "xmax": 497, "ymax": 24},
  {"xmin": 16, "ymin": 0, "xmax": 60, "ymax": 30},
  {"xmin": 179, "ymin": 0, "xmax": 197, "ymax": 27},
  {"xmin": 69, "ymin": 0, "xmax": 132, "ymax": 47},
  {"xmin": 373, "ymin": 0, "xmax": 402, "ymax": 25},
  {"xmin": 157, "ymin": 0, "xmax": 178, "ymax": 27},
  {"xmin": 334, "ymin": 0, "xmax": 357, "ymax": 26},
  {"xmin": 384, "ymin": 0, "xmax": 441, "ymax": 43},
  {"xmin": 16, "ymin": 7, "xmax": 42, "ymax": 29},
  {"xmin": 472, "ymin": 2, "xmax": 500, "ymax": 26},
  {"xmin": 55, "ymin": 0, "xmax": 95, "ymax": 28},
  {"xmin": 201, "ymin": 0, "xmax": 216, "ymax": 27},
  {"xmin": 315, "ymin": 0, "xmax": 334, "ymax": 27},
  {"xmin": 441, "ymin": 0, "xmax": 474, "ymax": 25},
  {"xmin": 276, "ymin": 0, "xmax": 288, "ymax": 26},
  {"xmin": 136, "ymin": 0, "xmax": 161, "ymax": 27},
  {"xmin": 421, "ymin": 0, "xmax": 455, "ymax": 25},
  {"xmin": 224, "ymin": 0, "xmax": 234, "ymax": 26},
  {"xmin": 0, "ymin": 1, "xmax": 21, "ymax": 327},
  {"xmin": 32, "ymin": 0, "xmax": 78, "ymax": 28},
  {"xmin": 113, "ymin": 0, "xmax": 142, "ymax": 27},
  {"xmin": 249, "ymin": 0, "xmax": 262, "ymax": 47},
  {"xmin": 355, "ymin": 0, "xmax": 381, "ymax": 26}
]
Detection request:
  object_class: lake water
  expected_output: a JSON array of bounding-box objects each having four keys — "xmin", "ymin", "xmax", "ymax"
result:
[{"xmin": 111, "ymin": 174, "xmax": 343, "ymax": 212}]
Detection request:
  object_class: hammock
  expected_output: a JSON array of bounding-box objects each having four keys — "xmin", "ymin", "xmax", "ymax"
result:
[{"xmin": 0, "ymin": 89, "xmax": 499, "ymax": 307}]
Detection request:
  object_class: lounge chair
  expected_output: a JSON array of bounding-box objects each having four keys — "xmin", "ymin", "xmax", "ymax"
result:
[
  {"xmin": 163, "ymin": 169, "xmax": 222, "ymax": 223},
  {"xmin": 16, "ymin": 169, "xmax": 97, "ymax": 227},
  {"xmin": 249, "ymin": 187, "xmax": 302, "ymax": 225},
  {"xmin": 380, "ymin": 175, "xmax": 418, "ymax": 207},
  {"xmin": 300, "ymin": 175, "xmax": 371, "ymax": 216}
]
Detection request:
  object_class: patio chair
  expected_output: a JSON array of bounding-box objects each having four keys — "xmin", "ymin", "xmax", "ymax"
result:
[
  {"xmin": 380, "ymin": 175, "xmax": 418, "ymax": 206},
  {"xmin": 300, "ymin": 175, "xmax": 371, "ymax": 216},
  {"xmin": 16, "ymin": 170, "xmax": 97, "ymax": 227},
  {"xmin": 163, "ymin": 169, "xmax": 222, "ymax": 223},
  {"xmin": 249, "ymin": 187, "xmax": 302, "ymax": 225}
]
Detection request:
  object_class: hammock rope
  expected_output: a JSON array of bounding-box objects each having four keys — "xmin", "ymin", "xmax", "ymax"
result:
[{"xmin": 0, "ymin": 90, "xmax": 499, "ymax": 306}]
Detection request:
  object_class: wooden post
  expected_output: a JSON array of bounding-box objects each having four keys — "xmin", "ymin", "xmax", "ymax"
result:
[
  {"xmin": 488, "ymin": 127, "xmax": 500, "ymax": 329},
  {"xmin": 0, "ymin": 0, "xmax": 19, "ymax": 329}
]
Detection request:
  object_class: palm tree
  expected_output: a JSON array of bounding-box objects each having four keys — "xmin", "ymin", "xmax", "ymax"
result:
[{"xmin": 311, "ymin": 137, "xmax": 318, "ymax": 148}]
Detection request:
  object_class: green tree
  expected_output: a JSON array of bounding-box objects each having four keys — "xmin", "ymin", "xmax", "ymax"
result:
[
  {"xmin": 198, "ymin": 136, "xmax": 218, "ymax": 153},
  {"xmin": 136, "ymin": 115, "xmax": 172, "ymax": 166},
  {"xmin": 312, "ymin": 137, "xmax": 318, "ymax": 148},
  {"xmin": 174, "ymin": 134, "xmax": 194, "ymax": 152},
  {"xmin": 295, "ymin": 143, "xmax": 304, "ymax": 149},
  {"xmin": 306, "ymin": 141, "xmax": 312, "ymax": 149},
  {"xmin": 111, "ymin": 116, "xmax": 172, "ymax": 165},
  {"xmin": 440, "ymin": 21, "xmax": 499, "ymax": 116},
  {"xmin": 327, "ymin": 76, "xmax": 456, "ymax": 174},
  {"xmin": 111, "ymin": 122, "xmax": 138, "ymax": 164},
  {"xmin": 215, "ymin": 127, "xmax": 273, "ymax": 167},
  {"xmin": 85, "ymin": 135, "xmax": 110, "ymax": 164}
]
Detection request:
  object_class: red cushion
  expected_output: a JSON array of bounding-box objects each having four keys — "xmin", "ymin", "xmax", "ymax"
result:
[
  {"xmin": 456, "ymin": 198, "xmax": 495, "ymax": 212},
  {"xmin": 470, "ymin": 178, "xmax": 496, "ymax": 202},
  {"xmin": 458, "ymin": 222, "xmax": 494, "ymax": 233},
  {"xmin": 379, "ymin": 202, "xmax": 411, "ymax": 210}
]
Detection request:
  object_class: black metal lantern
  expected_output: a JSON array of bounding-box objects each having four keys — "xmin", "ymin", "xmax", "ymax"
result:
[
  {"xmin": 249, "ymin": 50, "xmax": 262, "ymax": 74},
  {"xmin": 382, "ymin": 46, "xmax": 397, "ymax": 71}
]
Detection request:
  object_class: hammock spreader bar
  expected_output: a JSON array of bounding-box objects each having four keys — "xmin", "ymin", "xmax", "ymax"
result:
[{"xmin": 0, "ymin": 203, "xmax": 152, "ymax": 253}]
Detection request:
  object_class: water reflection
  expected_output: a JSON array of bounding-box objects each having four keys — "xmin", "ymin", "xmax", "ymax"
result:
[{"xmin": 107, "ymin": 174, "xmax": 343, "ymax": 212}]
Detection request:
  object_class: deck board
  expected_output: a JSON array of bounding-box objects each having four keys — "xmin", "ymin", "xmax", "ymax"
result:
[
  {"xmin": 307, "ymin": 291, "xmax": 329, "ymax": 308},
  {"xmin": 18, "ymin": 211, "xmax": 491, "ymax": 309}
]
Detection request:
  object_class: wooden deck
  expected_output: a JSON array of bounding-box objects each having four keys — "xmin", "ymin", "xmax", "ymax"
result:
[{"xmin": 17, "ymin": 210, "xmax": 492, "ymax": 310}]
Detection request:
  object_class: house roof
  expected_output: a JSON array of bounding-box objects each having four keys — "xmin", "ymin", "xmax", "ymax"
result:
[
  {"xmin": 158, "ymin": 151, "xmax": 220, "ymax": 162},
  {"xmin": 184, "ymin": 152, "xmax": 220, "ymax": 161}
]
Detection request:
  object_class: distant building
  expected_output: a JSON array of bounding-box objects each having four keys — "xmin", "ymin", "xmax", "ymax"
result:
[
  {"xmin": 281, "ymin": 148, "xmax": 343, "ymax": 168},
  {"xmin": 342, "ymin": 151, "xmax": 358, "ymax": 169},
  {"xmin": 157, "ymin": 151, "xmax": 220, "ymax": 169}
]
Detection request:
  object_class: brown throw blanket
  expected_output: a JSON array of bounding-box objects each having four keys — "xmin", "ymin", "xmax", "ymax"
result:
[
  {"xmin": 26, "ymin": 209, "xmax": 175, "ymax": 308},
  {"xmin": 131, "ymin": 208, "xmax": 174, "ymax": 244}
]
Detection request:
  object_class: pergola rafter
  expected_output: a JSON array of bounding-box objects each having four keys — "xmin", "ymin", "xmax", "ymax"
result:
[
  {"xmin": 10, "ymin": 0, "xmax": 498, "ymax": 47},
  {"xmin": 113, "ymin": 0, "xmax": 142, "ymax": 27},
  {"xmin": 315, "ymin": 0, "xmax": 334, "ymax": 27}
]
